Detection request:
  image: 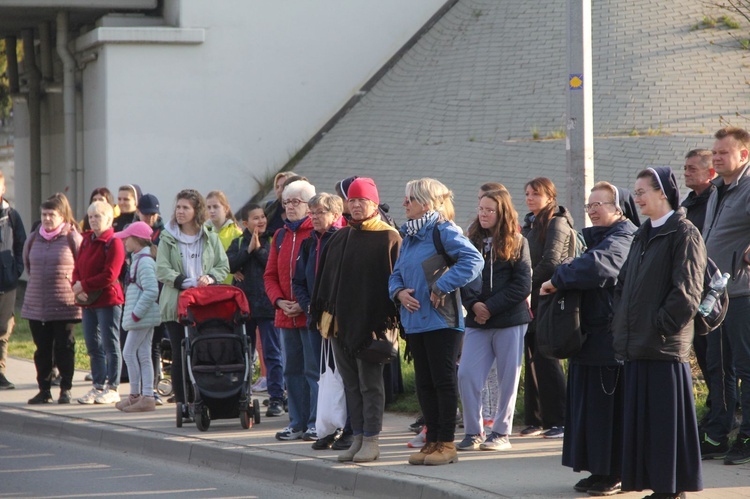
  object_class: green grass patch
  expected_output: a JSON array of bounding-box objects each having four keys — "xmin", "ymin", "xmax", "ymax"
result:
[{"xmin": 720, "ymin": 15, "xmax": 741, "ymax": 29}]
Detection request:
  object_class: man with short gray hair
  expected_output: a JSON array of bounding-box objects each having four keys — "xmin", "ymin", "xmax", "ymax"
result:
[
  {"xmin": 681, "ymin": 148, "xmax": 716, "ymax": 418},
  {"xmin": 701, "ymin": 127, "xmax": 750, "ymax": 465},
  {"xmin": 682, "ymin": 148, "xmax": 716, "ymax": 233}
]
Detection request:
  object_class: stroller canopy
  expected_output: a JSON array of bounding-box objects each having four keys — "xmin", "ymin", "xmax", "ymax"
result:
[{"xmin": 178, "ymin": 285, "xmax": 250, "ymax": 324}]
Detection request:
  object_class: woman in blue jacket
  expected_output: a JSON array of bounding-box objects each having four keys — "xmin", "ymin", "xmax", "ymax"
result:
[
  {"xmin": 389, "ymin": 178, "xmax": 483, "ymax": 466},
  {"xmin": 540, "ymin": 182, "xmax": 639, "ymax": 496}
]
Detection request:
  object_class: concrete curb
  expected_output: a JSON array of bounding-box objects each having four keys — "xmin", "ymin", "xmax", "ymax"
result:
[{"xmin": 0, "ymin": 405, "xmax": 500, "ymax": 499}]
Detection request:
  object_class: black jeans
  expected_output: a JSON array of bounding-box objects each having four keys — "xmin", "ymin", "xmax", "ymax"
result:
[
  {"xmin": 409, "ymin": 329, "xmax": 463, "ymax": 443},
  {"xmin": 29, "ymin": 320, "xmax": 76, "ymax": 391},
  {"xmin": 524, "ymin": 327, "xmax": 566, "ymax": 428}
]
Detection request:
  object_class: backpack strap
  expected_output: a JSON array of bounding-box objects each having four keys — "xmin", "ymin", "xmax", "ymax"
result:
[
  {"xmin": 127, "ymin": 253, "xmax": 155, "ymax": 291},
  {"xmin": 432, "ymin": 222, "xmax": 456, "ymax": 266},
  {"xmin": 273, "ymin": 228, "xmax": 286, "ymax": 253}
]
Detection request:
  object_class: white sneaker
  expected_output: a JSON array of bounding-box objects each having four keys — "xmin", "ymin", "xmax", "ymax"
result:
[
  {"xmin": 302, "ymin": 427, "xmax": 318, "ymax": 441},
  {"xmin": 78, "ymin": 387, "xmax": 103, "ymax": 405},
  {"xmin": 251, "ymin": 376, "xmax": 267, "ymax": 392},
  {"xmin": 94, "ymin": 388, "xmax": 121, "ymax": 404},
  {"xmin": 407, "ymin": 427, "xmax": 427, "ymax": 448}
]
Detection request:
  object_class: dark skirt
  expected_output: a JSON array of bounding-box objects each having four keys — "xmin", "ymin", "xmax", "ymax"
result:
[
  {"xmin": 562, "ymin": 363, "xmax": 624, "ymax": 476},
  {"xmin": 621, "ymin": 360, "xmax": 703, "ymax": 493}
]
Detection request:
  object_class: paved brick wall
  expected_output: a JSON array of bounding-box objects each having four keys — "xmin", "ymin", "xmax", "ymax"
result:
[{"xmin": 292, "ymin": 0, "xmax": 745, "ymax": 227}]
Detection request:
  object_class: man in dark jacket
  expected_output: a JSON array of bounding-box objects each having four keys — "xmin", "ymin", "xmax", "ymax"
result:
[
  {"xmin": 681, "ymin": 148, "xmax": 716, "ymax": 428},
  {"xmin": 264, "ymin": 172, "xmax": 298, "ymax": 234},
  {"xmin": 701, "ymin": 127, "xmax": 750, "ymax": 464},
  {"xmin": 681, "ymin": 148, "xmax": 716, "ymax": 233},
  {"xmin": 0, "ymin": 171, "xmax": 26, "ymax": 389}
]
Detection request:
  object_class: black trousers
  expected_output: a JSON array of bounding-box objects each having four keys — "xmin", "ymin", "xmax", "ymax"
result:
[
  {"xmin": 165, "ymin": 321, "xmax": 186, "ymax": 403},
  {"xmin": 29, "ymin": 320, "xmax": 76, "ymax": 391},
  {"xmin": 524, "ymin": 328, "xmax": 566, "ymax": 428},
  {"xmin": 409, "ymin": 329, "xmax": 462, "ymax": 443}
]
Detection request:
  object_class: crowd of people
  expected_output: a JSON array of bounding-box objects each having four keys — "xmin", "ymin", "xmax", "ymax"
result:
[{"xmin": 1, "ymin": 125, "xmax": 750, "ymax": 499}]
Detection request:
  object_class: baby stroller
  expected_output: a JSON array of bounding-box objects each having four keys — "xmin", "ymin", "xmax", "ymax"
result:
[{"xmin": 176, "ymin": 285, "xmax": 261, "ymax": 431}]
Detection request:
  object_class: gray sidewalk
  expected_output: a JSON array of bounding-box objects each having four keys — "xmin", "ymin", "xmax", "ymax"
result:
[{"xmin": 1, "ymin": 356, "xmax": 748, "ymax": 498}]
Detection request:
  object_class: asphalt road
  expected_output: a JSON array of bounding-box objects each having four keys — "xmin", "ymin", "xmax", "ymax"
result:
[{"xmin": 0, "ymin": 429, "xmax": 338, "ymax": 498}]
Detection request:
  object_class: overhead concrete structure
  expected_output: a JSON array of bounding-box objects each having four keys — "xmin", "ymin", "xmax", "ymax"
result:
[
  {"xmin": 2, "ymin": 0, "xmax": 447, "ymax": 225},
  {"xmin": 291, "ymin": 0, "xmax": 750, "ymax": 228}
]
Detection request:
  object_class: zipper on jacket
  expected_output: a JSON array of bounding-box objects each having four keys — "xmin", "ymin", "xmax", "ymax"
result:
[
  {"xmin": 289, "ymin": 231, "xmax": 298, "ymax": 328},
  {"xmin": 626, "ymin": 224, "xmax": 677, "ymax": 361}
]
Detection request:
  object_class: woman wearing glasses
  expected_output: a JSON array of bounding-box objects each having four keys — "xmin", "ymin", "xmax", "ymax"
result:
[
  {"xmin": 263, "ymin": 179, "xmax": 317, "ymax": 441},
  {"xmin": 540, "ymin": 182, "xmax": 639, "ymax": 496},
  {"xmin": 292, "ymin": 192, "xmax": 346, "ymax": 447},
  {"xmin": 156, "ymin": 189, "xmax": 229, "ymax": 414},
  {"xmin": 456, "ymin": 189, "xmax": 532, "ymax": 452},
  {"xmin": 611, "ymin": 167, "xmax": 705, "ymax": 499}
]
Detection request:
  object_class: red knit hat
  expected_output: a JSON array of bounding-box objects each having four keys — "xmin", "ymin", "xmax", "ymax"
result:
[{"xmin": 347, "ymin": 177, "xmax": 379, "ymax": 205}]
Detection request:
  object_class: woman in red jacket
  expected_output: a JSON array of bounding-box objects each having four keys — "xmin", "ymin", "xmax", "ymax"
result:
[
  {"xmin": 72, "ymin": 201, "xmax": 125, "ymax": 405},
  {"xmin": 263, "ymin": 179, "xmax": 317, "ymax": 441}
]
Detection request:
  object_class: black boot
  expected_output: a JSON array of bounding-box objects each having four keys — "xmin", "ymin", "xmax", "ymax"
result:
[{"xmin": 28, "ymin": 390, "xmax": 53, "ymax": 404}]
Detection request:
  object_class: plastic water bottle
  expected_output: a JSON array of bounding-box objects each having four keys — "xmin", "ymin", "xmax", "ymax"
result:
[{"xmin": 698, "ymin": 272, "xmax": 730, "ymax": 317}]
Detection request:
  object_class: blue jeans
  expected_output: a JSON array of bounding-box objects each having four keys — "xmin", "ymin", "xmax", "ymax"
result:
[
  {"xmin": 705, "ymin": 296, "xmax": 750, "ymax": 439},
  {"xmin": 82, "ymin": 306, "xmax": 122, "ymax": 390},
  {"xmin": 251, "ymin": 319, "xmax": 284, "ymax": 400},
  {"xmin": 280, "ymin": 327, "xmax": 321, "ymax": 431}
]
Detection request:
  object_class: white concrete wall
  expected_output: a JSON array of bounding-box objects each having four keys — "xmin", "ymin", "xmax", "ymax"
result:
[
  {"xmin": 93, "ymin": 0, "xmax": 447, "ymax": 214},
  {"xmin": 11, "ymin": 0, "xmax": 446, "ymax": 222}
]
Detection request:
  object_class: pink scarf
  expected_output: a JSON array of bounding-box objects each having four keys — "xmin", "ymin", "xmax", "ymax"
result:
[{"xmin": 39, "ymin": 223, "xmax": 66, "ymax": 241}]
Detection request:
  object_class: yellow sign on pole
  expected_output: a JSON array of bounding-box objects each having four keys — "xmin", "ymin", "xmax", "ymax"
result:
[{"xmin": 569, "ymin": 74, "xmax": 583, "ymax": 90}]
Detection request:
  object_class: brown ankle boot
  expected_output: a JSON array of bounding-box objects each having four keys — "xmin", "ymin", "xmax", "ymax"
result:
[
  {"xmin": 424, "ymin": 441, "xmax": 458, "ymax": 465},
  {"xmin": 408, "ymin": 442, "xmax": 437, "ymax": 465}
]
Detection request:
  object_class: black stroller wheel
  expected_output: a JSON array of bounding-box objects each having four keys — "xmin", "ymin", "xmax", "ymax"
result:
[
  {"xmin": 175, "ymin": 403, "xmax": 183, "ymax": 428},
  {"xmin": 253, "ymin": 399, "xmax": 261, "ymax": 424},
  {"xmin": 196, "ymin": 405, "xmax": 210, "ymax": 432}
]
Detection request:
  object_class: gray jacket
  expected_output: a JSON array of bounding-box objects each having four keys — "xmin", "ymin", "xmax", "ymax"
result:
[{"xmin": 702, "ymin": 162, "xmax": 750, "ymax": 298}]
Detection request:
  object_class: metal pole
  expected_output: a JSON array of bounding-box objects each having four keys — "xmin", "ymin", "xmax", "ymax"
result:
[
  {"xmin": 566, "ymin": 0, "xmax": 594, "ymax": 228},
  {"xmin": 22, "ymin": 29, "xmax": 42, "ymax": 213},
  {"xmin": 56, "ymin": 11, "xmax": 77, "ymax": 208}
]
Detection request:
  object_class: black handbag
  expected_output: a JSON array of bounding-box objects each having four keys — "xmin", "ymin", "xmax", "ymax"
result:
[
  {"xmin": 536, "ymin": 289, "xmax": 583, "ymax": 359},
  {"xmin": 356, "ymin": 328, "xmax": 400, "ymax": 364}
]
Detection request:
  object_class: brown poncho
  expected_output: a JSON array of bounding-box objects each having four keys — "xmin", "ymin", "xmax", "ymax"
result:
[{"xmin": 311, "ymin": 216, "xmax": 402, "ymax": 356}]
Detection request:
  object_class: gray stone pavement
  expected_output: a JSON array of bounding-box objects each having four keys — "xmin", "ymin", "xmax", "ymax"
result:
[{"xmin": 1, "ymin": 356, "xmax": 748, "ymax": 498}]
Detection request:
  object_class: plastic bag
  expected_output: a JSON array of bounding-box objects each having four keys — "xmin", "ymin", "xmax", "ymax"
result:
[{"xmin": 316, "ymin": 339, "xmax": 347, "ymax": 437}]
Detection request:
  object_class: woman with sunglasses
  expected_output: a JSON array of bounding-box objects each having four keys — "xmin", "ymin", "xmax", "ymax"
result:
[{"xmin": 389, "ymin": 178, "xmax": 483, "ymax": 466}]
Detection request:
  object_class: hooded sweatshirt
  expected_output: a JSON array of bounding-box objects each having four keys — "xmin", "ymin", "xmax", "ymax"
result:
[{"xmin": 156, "ymin": 221, "xmax": 229, "ymax": 323}]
